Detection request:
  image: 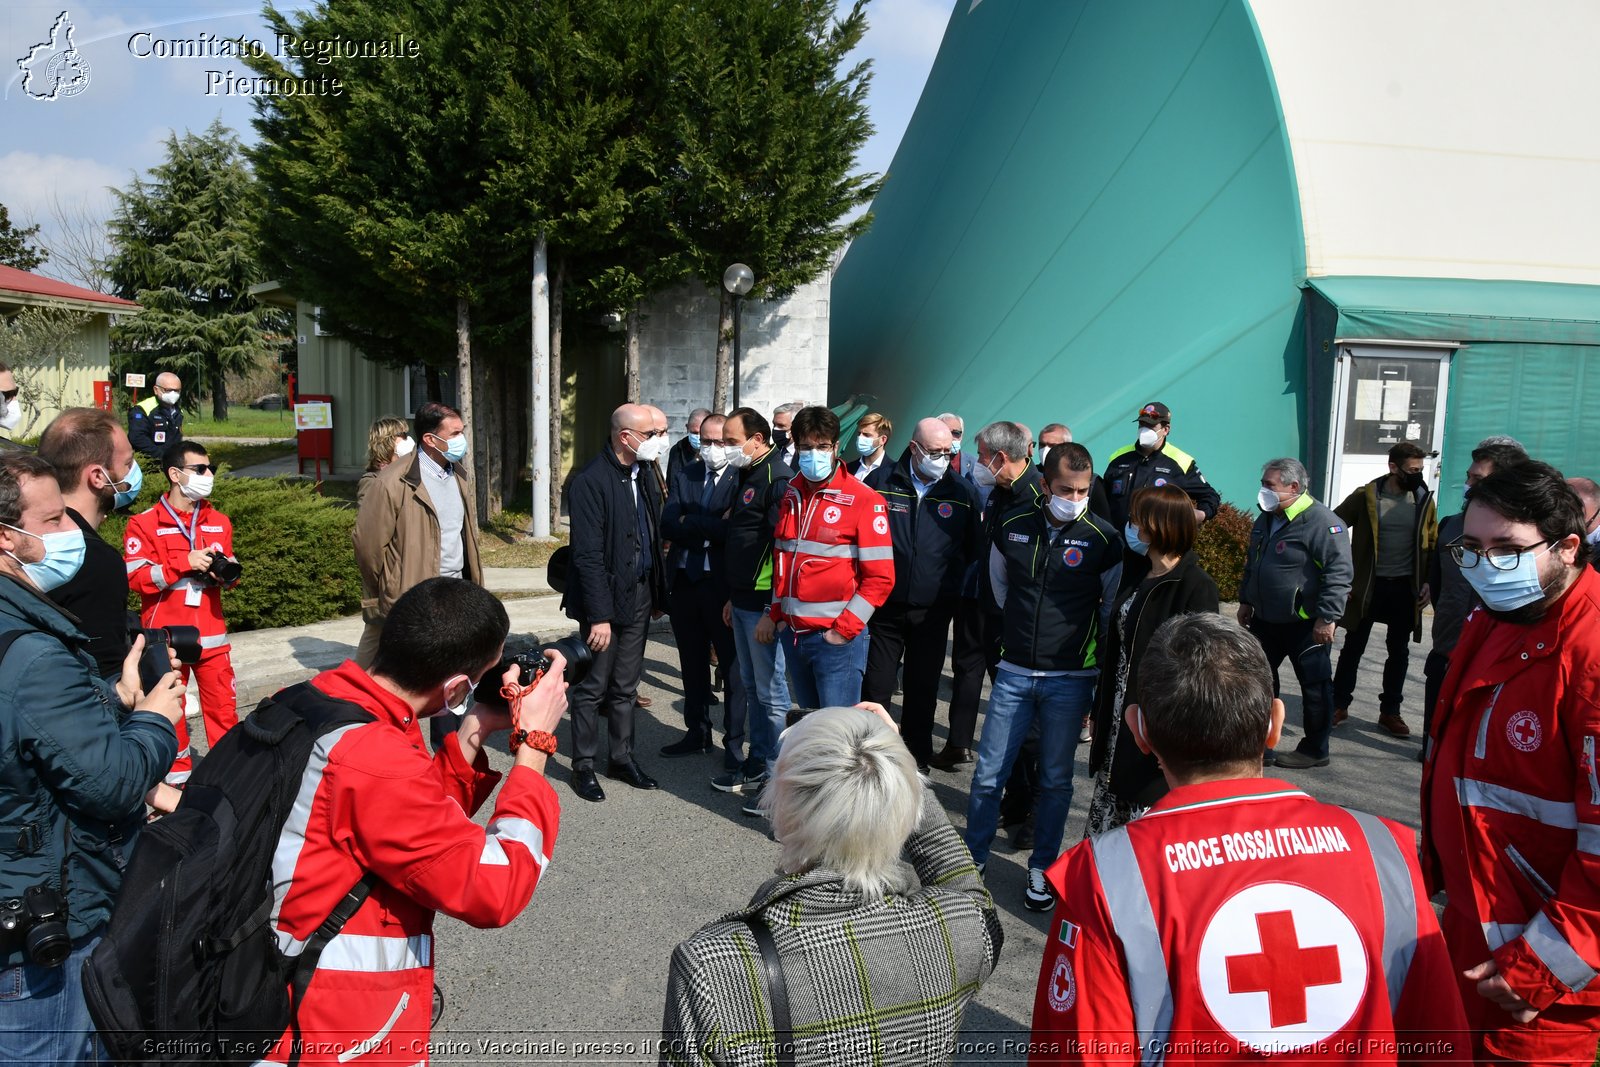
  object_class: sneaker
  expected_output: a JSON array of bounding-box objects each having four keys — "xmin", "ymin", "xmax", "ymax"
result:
[
  {"xmin": 741, "ymin": 784, "xmax": 767, "ymax": 817},
  {"xmin": 712, "ymin": 768, "xmax": 768, "ymax": 794},
  {"xmin": 1024, "ymin": 867, "xmax": 1053, "ymax": 912},
  {"xmin": 976, "ymin": 861, "xmax": 986, "ymax": 877},
  {"xmin": 1079, "ymin": 718, "xmax": 1093, "ymax": 744}
]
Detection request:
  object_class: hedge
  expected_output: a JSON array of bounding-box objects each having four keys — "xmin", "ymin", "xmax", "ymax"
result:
[
  {"xmin": 1195, "ymin": 501, "xmax": 1252, "ymax": 602},
  {"xmin": 102, "ymin": 457, "xmax": 363, "ymax": 632}
]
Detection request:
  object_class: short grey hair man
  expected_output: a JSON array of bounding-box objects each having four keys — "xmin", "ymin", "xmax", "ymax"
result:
[
  {"xmin": 1261, "ymin": 456, "xmax": 1310, "ymax": 493},
  {"xmin": 773, "ymin": 401, "xmax": 804, "ymax": 420},
  {"xmin": 765, "ymin": 707, "xmax": 922, "ymax": 897},
  {"xmin": 686, "ymin": 407, "xmax": 712, "ymax": 435},
  {"xmin": 975, "ymin": 420, "xmax": 1028, "ymax": 462}
]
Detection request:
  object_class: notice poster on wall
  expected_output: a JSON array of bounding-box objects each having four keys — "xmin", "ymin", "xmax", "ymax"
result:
[
  {"xmin": 294, "ymin": 402, "xmax": 332, "ymax": 431},
  {"xmin": 1354, "ymin": 380, "xmax": 1412, "ymax": 422}
]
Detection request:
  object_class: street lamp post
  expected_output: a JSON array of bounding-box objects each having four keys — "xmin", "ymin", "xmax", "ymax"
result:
[{"xmin": 722, "ymin": 263, "xmax": 754, "ymax": 410}]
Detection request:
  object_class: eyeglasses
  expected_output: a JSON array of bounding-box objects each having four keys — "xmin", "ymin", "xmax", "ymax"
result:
[
  {"xmin": 1447, "ymin": 538, "xmax": 1554, "ymax": 571},
  {"xmin": 181, "ymin": 463, "xmax": 216, "ymax": 475},
  {"xmin": 0, "ymin": 388, "xmax": 16, "ymax": 402},
  {"xmin": 913, "ymin": 442, "xmax": 954, "ymax": 460},
  {"xmin": 949, "ymin": 428, "xmax": 963, "ymax": 439},
  {"xmin": 797, "ymin": 441, "xmax": 835, "ymax": 453},
  {"xmin": 629, "ymin": 428, "xmax": 668, "ymax": 439}
]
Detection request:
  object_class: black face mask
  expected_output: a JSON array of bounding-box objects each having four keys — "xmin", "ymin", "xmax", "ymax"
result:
[
  {"xmin": 1400, "ymin": 470, "xmax": 1425, "ymax": 492},
  {"xmin": 772, "ymin": 429, "xmax": 790, "ymax": 451}
]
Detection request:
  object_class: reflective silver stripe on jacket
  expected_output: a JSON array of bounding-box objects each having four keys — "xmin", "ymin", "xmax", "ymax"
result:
[
  {"xmin": 1456, "ymin": 777, "xmax": 1578, "ymax": 828},
  {"xmin": 780, "ymin": 538, "xmax": 894, "ymax": 562},
  {"xmin": 1521, "ymin": 912, "xmax": 1599, "ymax": 993},
  {"xmin": 1483, "ymin": 921, "xmax": 1527, "ymax": 951},
  {"xmin": 1346, "ymin": 809, "xmax": 1417, "ymax": 1016},
  {"xmin": 1090, "ymin": 826, "xmax": 1172, "ymax": 1065},
  {"xmin": 1578, "ymin": 824, "xmax": 1600, "ymax": 857},
  {"xmin": 200, "ymin": 632, "xmax": 230, "ymax": 650},
  {"xmin": 780, "ymin": 597, "xmax": 847, "ymax": 619},
  {"xmin": 318, "ymin": 932, "xmax": 432, "ymax": 973},
  {"xmin": 481, "ymin": 816, "xmax": 550, "ymax": 872},
  {"xmin": 844, "ymin": 593, "xmax": 877, "ymax": 623},
  {"xmin": 127, "ymin": 558, "xmax": 168, "ymax": 590},
  {"xmin": 271, "ymin": 723, "xmax": 367, "ymax": 957}
]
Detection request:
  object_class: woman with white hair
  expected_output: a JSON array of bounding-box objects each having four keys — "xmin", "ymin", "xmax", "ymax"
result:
[{"xmin": 660, "ymin": 704, "xmax": 1002, "ymax": 1065}]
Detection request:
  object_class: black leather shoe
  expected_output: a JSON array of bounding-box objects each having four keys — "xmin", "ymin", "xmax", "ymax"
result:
[
  {"xmin": 607, "ymin": 760, "xmax": 659, "ymax": 790},
  {"xmin": 928, "ymin": 744, "xmax": 972, "ymax": 771},
  {"xmin": 660, "ymin": 731, "xmax": 713, "ymax": 757},
  {"xmin": 571, "ymin": 768, "xmax": 606, "ymax": 802}
]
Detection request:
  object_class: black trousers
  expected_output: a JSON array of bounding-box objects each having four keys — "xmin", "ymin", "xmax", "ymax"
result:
[
  {"xmin": 946, "ymin": 597, "xmax": 989, "ymax": 751},
  {"xmin": 862, "ymin": 599, "xmax": 956, "ymax": 765},
  {"xmin": 570, "ymin": 577, "xmax": 651, "ymax": 771},
  {"xmin": 1333, "ymin": 576, "xmax": 1416, "ymax": 715},
  {"xmin": 1249, "ymin": 617, "xmax": 1334, "ymax": 759},
  {"xmin": 669, "ymin": 569, "xmax": 746, "ymax": 767}
]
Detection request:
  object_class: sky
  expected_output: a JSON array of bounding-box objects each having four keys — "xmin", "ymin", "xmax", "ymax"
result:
[{"xmin": 0, "ymin": 0, "xmax": 953, "ymax": 283}]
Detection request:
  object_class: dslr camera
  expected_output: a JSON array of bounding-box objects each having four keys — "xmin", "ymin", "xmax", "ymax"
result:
[
  {"xmin": 205, "ymin": 552, "xmax": 243, "ymax": 584},
  {"xmin": 0, "ymin": 884, "xmax": 71, "ymax": 967},
  {"xmin": 126, "ymin": 615, "xmax": 203, "ymax": 693},
  {"xmin": 473, "ymin": 634, "xmax": 595, "ymax": 707}
]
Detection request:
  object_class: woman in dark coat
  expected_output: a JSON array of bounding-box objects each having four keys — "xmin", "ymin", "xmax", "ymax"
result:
[{"xmin": 1084, "ymin": 484, "xmax": 1220, "ymax": 834}]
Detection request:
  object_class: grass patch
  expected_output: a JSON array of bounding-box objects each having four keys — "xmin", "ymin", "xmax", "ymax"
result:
[
  {"xmin": 480, "ymin": 509, "xmax": 567, "ymax": 569},
  {"xmin": 206, "ymin": 440, "xmax": 297, "ymax": 472},
  {"xmin": 181, "ymin": 407, "xmax": 297, "ymax": 439}
]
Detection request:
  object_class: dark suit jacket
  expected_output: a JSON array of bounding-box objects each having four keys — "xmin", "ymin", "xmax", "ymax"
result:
[
  {"xmin": 561, "ymin": 447, "xmax": 667, "ymax": 624},
  {"xmin": 661, "ymin": 459, "xmax": 741, "ymax": 598},
  {"xmin": 666, "ymin": 436, "xmax": 699, "ymax": 488},
  {"xmin": 849, "ymin": 456, "xmax": 892, "ymax": 492}
]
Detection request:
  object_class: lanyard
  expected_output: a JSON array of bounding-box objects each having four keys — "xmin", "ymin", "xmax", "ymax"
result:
[{"xmin": 159, "ymin": 497, "xmax": 202, "ymax": 548}]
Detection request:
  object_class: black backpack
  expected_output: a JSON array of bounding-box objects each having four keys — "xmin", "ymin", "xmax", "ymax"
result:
[{"xmin": 83, "ymin": 682, "xmax": 377, "ymax": 1064}]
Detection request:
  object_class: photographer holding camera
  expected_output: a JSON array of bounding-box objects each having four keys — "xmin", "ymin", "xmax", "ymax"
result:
[
  {"xmin": 0, "ymin": 451, "xmax": 185, "ymax": 1065},
  {"xmin": 259, "ymin": 577, "xmax": 568, "ymax": 1064},
  {"xmin": 124, "ymin": 440, "xmax": 242, "ymax": 784}
]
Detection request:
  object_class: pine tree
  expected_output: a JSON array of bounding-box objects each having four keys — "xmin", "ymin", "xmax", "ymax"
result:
[
  {"xmin": 104, "ymin": 121, "xmax": 287, "ymax": 420},
  {"xmin": 0, "ymin": 203, "xmax": 48, "ymax": 272}
]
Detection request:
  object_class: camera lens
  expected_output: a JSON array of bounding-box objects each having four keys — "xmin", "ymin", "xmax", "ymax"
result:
[
  {"xmin": 539, "ymin": 636, "xmax": 594, "ymax": 685},
  {"xmin": 26, "ymin": 920, "xmax": 71, "ymax": 967}
]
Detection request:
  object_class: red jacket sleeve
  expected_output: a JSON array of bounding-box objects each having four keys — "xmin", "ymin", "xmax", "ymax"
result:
[
  {"xmin": 768, "ymin": 488, "xmax": 799, "ymax": 622},
  {"xmin": 832, "ymin": 487, "xmax": 895, "ymax": 641},
  {"xmin": 1389, "ymin": 822, "xmax": 1471, "ymax": 1063},
  {"xmin": 341, "ymin": 752, "xmax": 559, "ymax": 930},
  {"xmin": 123, "ymin": 510, "xmax": 178, "ymax": 598},
  {"xmin": 1031, "ymin": 844, "xmax": 1139, "ymax": 1066},
  {"xmin": 432, "ymin": 731, "xmax": 504, "ymax": 816}
]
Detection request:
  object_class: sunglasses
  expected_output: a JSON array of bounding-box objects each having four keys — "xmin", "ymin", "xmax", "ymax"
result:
[
  {"xmin": 181, "ymin": 463, "xmax": 216, "ymax": 475},
  {"xmin": 0, "ymin": 388, "xmax": 17, "ymax": 402}
]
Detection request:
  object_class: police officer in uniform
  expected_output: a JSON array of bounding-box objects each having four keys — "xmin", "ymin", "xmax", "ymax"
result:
[
  {"xmin": 1102, "ymin": 401, "xmax": 1219, "ymax": 530},
  {"xmin": 127, "ymin": 372, "xmax": 185, "ymax": 460}
]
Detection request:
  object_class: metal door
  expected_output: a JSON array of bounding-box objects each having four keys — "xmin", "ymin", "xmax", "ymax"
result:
[{"xmin": 1326, "ymin": 345, "xmax": 1452, "ymax": 504}]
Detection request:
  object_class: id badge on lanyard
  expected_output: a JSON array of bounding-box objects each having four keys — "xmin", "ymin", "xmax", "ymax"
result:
[{"xmin": 161, "ymin": 499, "xmax": 207, "ymax": 607}]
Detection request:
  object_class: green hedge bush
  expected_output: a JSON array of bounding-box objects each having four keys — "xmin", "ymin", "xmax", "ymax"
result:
[
  {"xmin": 103, "ymin": 456, "xmax": 362, "ymax": 632},
  {"xmin": 1195, "ymin": 501, "xmax": 1252, "ymax": 602}
]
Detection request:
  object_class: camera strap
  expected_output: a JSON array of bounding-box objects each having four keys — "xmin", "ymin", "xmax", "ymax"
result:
[{"xmin": 158, "ymin": 497, "xmax": 202, "ymax": 549}]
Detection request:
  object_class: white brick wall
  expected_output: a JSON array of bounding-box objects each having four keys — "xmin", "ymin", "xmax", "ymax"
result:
[{"xmin": 635, "ymin": 274, "xmax": 832, "ymax": 436}]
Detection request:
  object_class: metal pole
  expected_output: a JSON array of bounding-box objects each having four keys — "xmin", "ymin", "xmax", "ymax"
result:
[
  {"xmin": 530, "ymin": 233, "xmax": 553, "ymax": 538},
  {"xmin": 732, "ymin": 293, "xmax": 743, "ymax": 411}
]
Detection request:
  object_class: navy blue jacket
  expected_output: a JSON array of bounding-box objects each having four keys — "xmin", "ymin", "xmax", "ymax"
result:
[
  {"xmin": 0, "ymin": 574, "xmax": 176, "ymax": 961},
  {"xmin": 661, "ymin": 459, "xmax": 742, "ymax": 597},
  {"xmin": 879, "ymin": 455, "xmax": 981, "ymax": 607},
  {"xmin": 562, "ymin": 447, "xmax": 667, "ymax": 625}
]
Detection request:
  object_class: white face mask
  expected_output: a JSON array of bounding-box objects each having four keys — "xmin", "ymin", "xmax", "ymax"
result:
[
  {"xmin": 158, "ymin": 390, "xmax": 181, "ymax": 406},
  {"xmin": 1137, "ymin": 426, "xmax": 1160, "ymax": 450},
  {"xmin": 1588, "ymin": 527, "xmax": 1600, "ymax": 548},
  {"xmin": 181, "ymin": 472, "xmax": 215, "ymax": 501},
  {"xmin": 856, "ymin": 434, "xmax": 878, "ymax": 457},
  {"xmin": 701, "ymin": 444, "xmax": 728, "ymax": 471},
  {"xmin": 393, "ymin": 435, "xmax": 416, "ymax": 458},
  {"xmin": 1257, "ymin": 486, "xmax": 1282, "ymax": 512},
  {"xmin": 0, "ymin": 397, "xmax": 20, "ymax": 432},
  {"xmin": 914, "ymin": 449, "xmax": 950, "ymax": 482},
  {"xmin": 972, "ymin": 456, "xmax": 998, "ymax": 489},
  {"xmin": 725, "ymin": 442, "xmax": 753, "ymax": 470},
  {"xmin": 1047, "ymin": 495, "xmax": 1088, "ymax": 524},
  {"xmin": 631, "ymin": 431, "xmax": 666, "ymax": 463}
]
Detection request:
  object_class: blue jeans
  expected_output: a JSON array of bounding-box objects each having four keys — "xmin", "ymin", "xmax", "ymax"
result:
[
  {"xmin": 731, "ymin": 605, "xmax": 791, "ymax": 773},
  {"xmin": 964, "ymin": 670, "xmax": 1095, "ymax": 870},
  {"xmin": 0, "ymin": 931, "xmax": 103, "ymax": 1065},
  {"xmin": 784, "ymin": 626, "xmax": 869, "ymax": 710}
]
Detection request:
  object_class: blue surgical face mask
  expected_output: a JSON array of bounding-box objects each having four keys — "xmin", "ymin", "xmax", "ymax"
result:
[
  {"xmin": 3, "ymin": 524, "xmax": 87, "ymax": 592},
  {"xmin": 441, "ymin": 434, "xmax": 468, "ymax": 464},
  {"xmin": 687, "ymin": 432, "xmax": 701, "ymax": 452},
  {"xmin": 100, "ymin": 460, "xmax": 143, "ymax": 510},
  {"xmin": 797, "ymin": 449, "xmax": 835, "ymax": 482},
  {"xmin": 1125, "ymin": 522, "xmax": 1149, "ymax": 556},
  {"xmin": 1460, "ymin": 542, "xmax": 1553, "ymax": 612}
]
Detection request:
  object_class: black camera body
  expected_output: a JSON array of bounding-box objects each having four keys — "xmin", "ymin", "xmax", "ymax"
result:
[
  {"xmin": 472, "ymin": 634, "xmax": 594, "ymax": 707},
  {"xmin": 126, "ymin": 616, "xmax": 203, "ymax": 693},
  {"xmin": 0, "ymin": 884, "xmax": 71, "ymax": 967},
  {"xmin": 206, "ymin": 553, "xmax": 243, "ymax": 584}
]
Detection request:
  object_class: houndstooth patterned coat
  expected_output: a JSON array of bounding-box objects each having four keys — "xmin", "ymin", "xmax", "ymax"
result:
[{"xmin": 660, "ymin": 792, "xmax": 1003, "ymax": 1065}]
